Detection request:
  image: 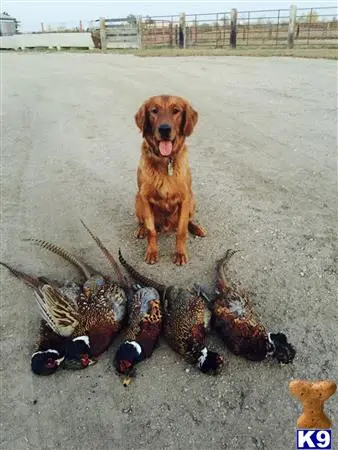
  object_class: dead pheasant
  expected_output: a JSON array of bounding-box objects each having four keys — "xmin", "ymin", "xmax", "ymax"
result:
[
  {"xmin": 1, "ymin": 222, "xmax": 128, "ymax": 375},
  {"xmin": 207, "ymin": 249, "xmax": 296, "ymax": 363},
  {"xmin": 0, "ymin": 261, "xmax": 97, "ymax": 374},
  {"xmin": 115, "ymin": 284, "xmax": 162, "ymax": 386},
  {"xmin": 118, "ymin": 250, "xmax": 224, "ymax": 375},
  {"xmin": 25, "ymin": 221, "xmax": 130, "ymax": 358}
]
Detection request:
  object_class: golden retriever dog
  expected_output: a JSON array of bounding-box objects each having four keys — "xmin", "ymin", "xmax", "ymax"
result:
[{"xmin": 134, "ymin": 95, "xmax": 206, "ymax": 265}]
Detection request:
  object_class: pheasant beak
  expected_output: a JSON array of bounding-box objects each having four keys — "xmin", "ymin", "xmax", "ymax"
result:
[
  {"xmin": 123, "ymin": 376, "xmax": 132, "ymax": 387},
  {"xmin": 55, "ymin": 356, "xmax": 65, "ymax": 367},
  {"xmin": 80, "ymin": 355, "xmax": 97, "ymax": 368}
]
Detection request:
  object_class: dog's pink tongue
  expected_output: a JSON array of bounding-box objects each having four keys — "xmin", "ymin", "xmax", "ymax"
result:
[{"xmin": 159, "ymin": 141, "xmax": 173, "ymax": 156}]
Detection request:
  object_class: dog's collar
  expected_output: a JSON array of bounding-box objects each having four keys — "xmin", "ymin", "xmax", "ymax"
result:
[{"xmin": 168, "ymin": 158, "xmax": 174, "ymax": 176}]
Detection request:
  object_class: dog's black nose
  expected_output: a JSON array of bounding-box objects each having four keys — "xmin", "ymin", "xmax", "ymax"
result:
[{"xmin": 158, "ymin": 124, "xmax": 171, "ymax": 139}]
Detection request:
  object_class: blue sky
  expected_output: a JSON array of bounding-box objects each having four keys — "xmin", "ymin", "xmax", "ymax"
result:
[{"xmin": 3, "ymin": 1, "xmax": 337, "ymax": 32}]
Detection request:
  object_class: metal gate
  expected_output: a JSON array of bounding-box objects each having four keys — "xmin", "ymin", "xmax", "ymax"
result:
[{"xmin": 99, "ymin": 17, "xmax": 140, "ymax": 49}]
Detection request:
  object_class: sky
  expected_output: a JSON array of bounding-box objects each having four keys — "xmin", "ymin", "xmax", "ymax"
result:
[{"xmin": 2, "ymin": 0, "xmax": 337, "ymax": 32}]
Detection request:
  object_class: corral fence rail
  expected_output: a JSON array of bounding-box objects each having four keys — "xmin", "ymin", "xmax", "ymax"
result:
[
  {"xmin": 140, "ymin": 5, "xmax": 338, "ymax": 49},
  {"xmin": 28, "ymin": 5, "xmax": 338, "ymax": 50}
]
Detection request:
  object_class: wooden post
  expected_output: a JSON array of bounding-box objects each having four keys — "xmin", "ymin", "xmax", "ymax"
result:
[
  {"xmin": 288, "ymin": 4, "xmax": 297, "ymax": 48},
  {"xmin": 223, "ymin": 14, "xmax": 226, "ymax": 47},
  {"xmin": 268, "ymin": 23, "xmax": 273, "ymax": 40},
  {"xmin": 100, "ymin": 18, "xmax": 107, "ymax": 50},
  {"xmin": 215, "ymin": 13, "xmax": 218, "ymax": 48},
  {"xmin": 137, "ymin": 16, "xmax": 143, "ymax": 49},
  {"xmin": 179, "ymin": 12, "xmax": 186, "ymax": 48},
  {"xmin": 307, "ymin": 8, "xmax": 313, "ymax": 45},
  {"xmin": 169, "ymin": 20, "xmax": 173, "ymax": 47},
  {"xmin": 230, "ymin": 8, "xmax": 237, "ymax": 48},
  {"xmin": 247, "ymin": 11, "xmax": 250, "ymax": 45},
  {"xmin": 194, "ymin": 15, "xmax": 197, "ymax": 46},
  {"xmin": 276, "ymin": 9, "xmax": 280, "ymax": 46},
  {"xmin": 162, "ymin": 20, "xmax": 165, "ymax": 45}
]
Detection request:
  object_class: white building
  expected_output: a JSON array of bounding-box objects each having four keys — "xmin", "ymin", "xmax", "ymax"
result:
[{"xmin": 0, "ymin": 13, "xmax": 17, "ymax": 36}]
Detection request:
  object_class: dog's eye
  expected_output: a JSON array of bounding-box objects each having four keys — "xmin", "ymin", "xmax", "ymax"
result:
[
  {"xmin": 172, "ymin": 108, "xmax": 180, "ymax": 114},
  {"xmin": 151, "ymin": 107, "xmax": 158, "ymax": 114}
]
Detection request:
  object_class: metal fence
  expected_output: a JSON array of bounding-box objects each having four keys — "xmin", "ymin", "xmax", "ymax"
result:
[
  {"xmin": 98, "ymin": 17, "xmax": 140, "ymax": 49},
  {"xmin": 140, "ymin": 6, "xmax": 338, "ymax": 49},
  {"xmin": 295, "ymin": 7, "xmax": 338, "ymax": 47},
  {"xmin": 33, "ymin": 5, "xmax": 338, "ymax": 50}
]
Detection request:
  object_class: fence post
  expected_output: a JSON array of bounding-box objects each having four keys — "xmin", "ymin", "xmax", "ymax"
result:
[
  {"xmin": 223, "ymin": 14, "xmax": 227, "ymax": 47},
  {"xmin": 276, "ymin": 9, "xmax": 280, "ymax": 46},
  {"xmin": 288, "ymin": 5, "xmax": 297, "ymax": 48},
  {"xmin": 179, "ymin": 12, "xmax": 186, "ymax": 48},
  {"xmin": 194, "ymin": 15, "xmax": 198, "ymax": 46},
  {"xmin": 100, "ymin": 18, "xmax": 107, "ymax": 50},
  {"xmin": 230, "ymin": 8, "xmax": 237, "ymax": 48},
  {"xmin": 137, "ymin": 16, "xmax": 143, "ymax": 49},
  {"xmin": 169, "ymin": 21, "xmax": 173, "ymax": 47},
  {"xmin": 307, "ymin": 8, "xmax": 313, "ymax": 45}
]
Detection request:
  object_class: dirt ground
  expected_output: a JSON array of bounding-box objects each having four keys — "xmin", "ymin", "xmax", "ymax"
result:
[{"xmin": 1, "ymin": 53, "xmax": 337, "ymax": 450}]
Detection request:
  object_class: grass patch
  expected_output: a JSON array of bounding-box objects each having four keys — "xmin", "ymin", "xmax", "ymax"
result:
[
  {"xmin": 135, "ymin": 47, "xmax": 338, "ymax": 60},
  {"xmin": 3, "ymin": 46, "xmax": 337, "ymax": 60}
]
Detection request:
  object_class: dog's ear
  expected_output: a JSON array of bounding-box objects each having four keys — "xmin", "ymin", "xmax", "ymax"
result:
[
  {"xmin": 134, "ymin": 103, "xmax": 150, "ymax": 137},
  {"xmin": 182, "ymin": 103, "xmax": 198, "ymax": 137}
]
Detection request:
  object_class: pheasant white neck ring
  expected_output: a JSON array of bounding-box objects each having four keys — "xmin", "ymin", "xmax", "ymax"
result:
[
  {"xmin": 197, "ymin": 347, "xmax": 208, "ymax": 368},
  {"xmin": 125, "ymin": 341, "xmax": 142, "ymax": 356}
]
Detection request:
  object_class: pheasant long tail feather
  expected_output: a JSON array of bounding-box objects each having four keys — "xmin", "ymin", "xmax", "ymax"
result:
[
  {"xmin": 0, "ymin": 261, "xmax": 41, "ymax": 290},
  {"xmin": 34, "ymin": 284, "xmax": 79, "ymax": 337},
  {"xmin": 79, "ymin": 219, "xmax": 128, "ymax": 288},
  {"xmin": 118, "ymin": 249, "xmax": 166, "ymax": 294},
  {"xmin": 216, "ymin": 249, "xmax": 240, "ymax": 293},
  {"xmin": 23, "ymin": 238, "xmax": 92, "ymax": 279}
]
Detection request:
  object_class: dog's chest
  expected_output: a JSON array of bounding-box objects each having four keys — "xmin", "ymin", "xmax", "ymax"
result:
[{"xmin": 149, "ymin": 176, "xmax": 182, "ymax": 211}]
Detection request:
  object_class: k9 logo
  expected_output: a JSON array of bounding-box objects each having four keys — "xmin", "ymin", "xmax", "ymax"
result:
[{"xmin": 296, "ymin": 429, "xmax": 332, "ymax": 449}]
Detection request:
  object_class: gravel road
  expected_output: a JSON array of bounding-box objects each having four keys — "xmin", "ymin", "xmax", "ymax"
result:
[{"xmin": 1, "ymin": 52, "xmax": 337, "ymax": 450}]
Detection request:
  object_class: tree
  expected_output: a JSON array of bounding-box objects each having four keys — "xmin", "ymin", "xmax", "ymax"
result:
[
  {"xmin": 127, "ymin": 14, "xmax": 137, "ymax": 25},
  {"xmin": 298, "ymin": 10, "xmax": 319, "ymax": 23},
  {"xmin": 145, "ymin": 15, "xmax": 155, "ymax": 26}
]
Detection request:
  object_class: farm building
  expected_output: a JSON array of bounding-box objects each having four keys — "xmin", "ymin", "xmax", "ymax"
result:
[{"xmin": 0, "ymin": 13, "xmax": 17, "ymax": 36}]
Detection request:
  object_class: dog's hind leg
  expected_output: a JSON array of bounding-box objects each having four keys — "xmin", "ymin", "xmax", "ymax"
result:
[
  {"xmin": 187, "ymin": 195, "xmax": 207, "ymax": 237},
  {"xmin": 135, "ymin": 224, "xmax": 147, "ymax": 239},
  {"xmin": 188, "ymin": 221, "xmax": 207, "ymax": 237}
]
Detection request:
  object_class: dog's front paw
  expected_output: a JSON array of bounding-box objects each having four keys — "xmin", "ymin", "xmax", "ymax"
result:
[
  {"xmin": 145, "ymin": 249, "xmax": 158, "ymax": 265},
  {"xmin": 173, "ymin": 251, "xmax": 188, "ymax": 266}
]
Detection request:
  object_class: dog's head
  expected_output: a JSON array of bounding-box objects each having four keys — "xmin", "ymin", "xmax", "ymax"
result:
[{"xmin": 134, "ymin": 95, "xmax": 198, "ymax": 157}]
